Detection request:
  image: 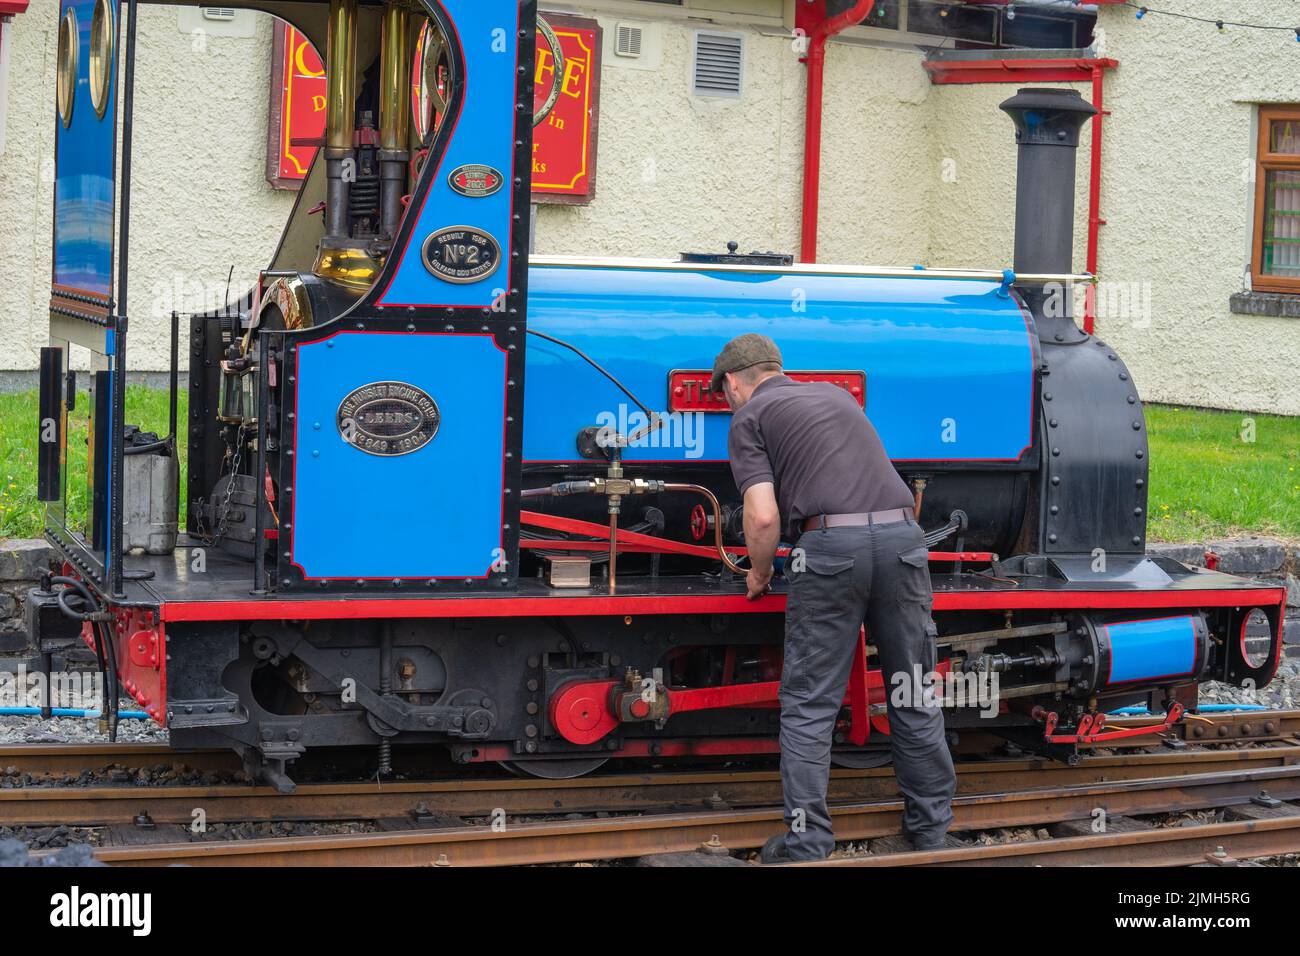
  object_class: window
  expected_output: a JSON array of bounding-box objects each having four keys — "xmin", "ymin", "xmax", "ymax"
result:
[
  {"xmin": 863, "ymin": 0, "xmax": 1094, "ymax": 50},
  {"xmin": 1252, "ymin": 106, "xmax": 1300, "ymax": 293}
]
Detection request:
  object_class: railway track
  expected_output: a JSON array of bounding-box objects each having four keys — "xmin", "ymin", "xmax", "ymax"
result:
[
  {"xmin": 83, "ymin": 760, "xmax": 1300, "ymax": 866},
  {"xmin": 0, "ymin": 743, "xmax": 235, "ymax": 777},
  {"xmin": 2, "ymin": 710, "xmax": 1298, "ymax": 866},
  {"xmin": 1, "ymin": 740, "xmax": 1297, "ymax": 828}
]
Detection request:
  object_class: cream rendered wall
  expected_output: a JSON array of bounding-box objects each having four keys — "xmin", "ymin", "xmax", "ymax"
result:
[
  {"xmin": 1089, "ymin": 2, "xmax": 1299, "ymax": 415},
  {"xmin": 532, "ymin": 19, "xmax": 806, "ymax": 258},
  {"xmin": 920, "ymin": 3, "xmax": 1300, "ymax": 416},
  {"xmin": 0, "ymin": 1, "xmax": 57, "ymax": 374},
  {"xmin": 2, "ymin": 2, "xmax": 1297, "ymax": 417},
  {"xmin": 923, "ymin": 80, "xmax": 1092, "ymax": 272},
  {"xmin": 0, "ymin": 4, "xmax": 294, "ymax": 373},
  {"xmin": 127, "ymin": 6, "xmax": 295, "ymax": 369},
  {"xmin": 532, "ymin": 12, "xmax": 937, "ymax": 267}
]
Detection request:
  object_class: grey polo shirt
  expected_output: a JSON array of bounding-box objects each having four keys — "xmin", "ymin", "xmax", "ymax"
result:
[{"xmin": 727, "ymin": 375, "xmax": 915, "ymax": 540}]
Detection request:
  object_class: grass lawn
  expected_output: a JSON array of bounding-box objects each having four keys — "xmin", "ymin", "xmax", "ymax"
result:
[
  {"xmin": 0, "ymin": 386, "xmax": 186, "ymax": 540},
  {"xmin": 1145, "ymin": 404, "xmax": 1300, "ymax": 544},
  {"xmin": 0, "ymin": 390, "xmax": 1295, "ymax": 544}
]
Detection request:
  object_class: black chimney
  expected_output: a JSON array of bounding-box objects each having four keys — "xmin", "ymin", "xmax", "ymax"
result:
[
  {"xmin": 1000, "ymin": 87, "xmax": 1097, "ymax": 276},
  {"xmin": 1000, "ymin": 88, "xmax": 1097, "ymax": 344}
]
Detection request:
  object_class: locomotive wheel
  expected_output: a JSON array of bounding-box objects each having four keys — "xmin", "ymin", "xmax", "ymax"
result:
[
  {"xmin": 499, "ymin": 757, "xmax": 609, "ymax": 779},
  {"xmin": 830, "ymin": 750, "xmax": 893, "ymax": 770}
]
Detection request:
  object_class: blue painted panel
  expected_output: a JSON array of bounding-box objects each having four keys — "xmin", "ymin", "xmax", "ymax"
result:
[
  {"xmin": 54, "ymin": 0, "xmax": 118, "ymax": 296},
  {"xmin": 523, "ymin": 265, "xmax": 1035, "ymax": 463},
  {"xmin": 1105, "ymin": 616, "xmax": 1197, "ymax": 685},
  {"xmin": 378, "ymin": 0, "xmax": 519, "ymax": 308},
  {"xmin": 291, "ymin": 333, "xmax": 508, "ymax": 579}
]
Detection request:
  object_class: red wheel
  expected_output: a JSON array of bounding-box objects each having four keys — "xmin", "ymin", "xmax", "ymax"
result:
[{"xmin": 689, "ymin": 504, "xmax": 708, "ymax": 541}]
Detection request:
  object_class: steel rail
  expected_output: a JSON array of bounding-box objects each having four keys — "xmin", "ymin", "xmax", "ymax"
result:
[
  {"xmin": 0, "ymin": 743, "xmax": 235, "ymax": 776},
  {"xmin": 4, "ymin": 744, "xmax": 1299, "ymax": 829},
  {"xmin": 87, "ymin": 761, "xmax": 1300, "ymax": 867},
  {"xmin": 811, "ymin": 816, "xmax": 1300, "ymax": 867}
]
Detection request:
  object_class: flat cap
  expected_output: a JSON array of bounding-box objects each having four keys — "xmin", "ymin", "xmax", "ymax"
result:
[{"xmin": 711, "ymin": 333, "xmax": 783, "ymax": 393}]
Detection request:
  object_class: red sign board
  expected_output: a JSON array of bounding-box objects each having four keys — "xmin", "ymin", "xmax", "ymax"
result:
[
  {"xmin": 669, "ymin": 371, "xmax": 866, "ymax": 413},
  {"xmin": 265, "ymin": 16, "xmax": 597, "ymax": 198},
  {"xmin": 266, "ymin": 21, "xmax": 326, "ymax": 190},
  {"xmin": 532, "ymin": 13, "xmax": 601, "ymax": 204}
]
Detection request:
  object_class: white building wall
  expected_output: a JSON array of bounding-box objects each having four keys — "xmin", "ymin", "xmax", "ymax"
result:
[
  {"xmin": 0, "ymin": 4, "xmax": 295, "ymax": 374},
  {"xmin": 0, "ymin": 1, "xmax": 1297, "ymax": 415},
  {"xmin": 1089, "ymin": 1, "xmax": 1299, "ymax": 415}
]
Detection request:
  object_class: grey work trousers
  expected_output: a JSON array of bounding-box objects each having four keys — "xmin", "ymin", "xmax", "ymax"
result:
[{"xmin": 779, "ymin": 519, "xmax": 956, "ymax": 860}]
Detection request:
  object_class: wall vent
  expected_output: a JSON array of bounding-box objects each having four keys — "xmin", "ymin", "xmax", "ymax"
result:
[
  {"xmin": 615, "ymin": 22, "xmax": 642, "ymax": 58},
  {"xmin": 691, "ymin": 31, "xmax": 742, "ymax": 98},
  {"xmin": 201, "ymin": 7, "xmax": 237, "ymax": 21}
]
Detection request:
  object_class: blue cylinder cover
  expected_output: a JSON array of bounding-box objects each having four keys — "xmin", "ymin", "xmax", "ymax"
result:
[{"xmin": 1100, "ymin": 615, "xmax": 1203, "ymax": 687}]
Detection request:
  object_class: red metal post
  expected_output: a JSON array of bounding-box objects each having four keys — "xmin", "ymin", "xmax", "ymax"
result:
[
  {"xmin": 800, "ymin": 0, "xmax": 875, "ymax": 263},
  {"xmin": 1083, "ymin": 62, "xmax": 1111, "ymax": 335},
  {"xmin": 921, "ymin": 55, "xmax": 1115, "ymax": 334}
]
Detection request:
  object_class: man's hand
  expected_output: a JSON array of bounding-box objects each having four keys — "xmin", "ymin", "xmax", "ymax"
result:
[{"xmin": 746, "ymin": 565, "xmax": 773, "ymax": 600}]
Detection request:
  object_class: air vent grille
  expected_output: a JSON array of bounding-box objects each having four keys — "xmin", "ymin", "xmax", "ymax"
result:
[
  {"xmin": 615, "ymin": 23, "xmax": 642, "ymax": 58},
  {"xmin": 692, "ymin": 31, "xmax": 742, "ymax": 98}
]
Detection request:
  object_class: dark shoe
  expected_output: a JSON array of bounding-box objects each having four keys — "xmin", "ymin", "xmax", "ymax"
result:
[
  {"xmin": 760, "ymin": 833, "xmax": 792, "ymax": 864},
  {"xmin": 908, "ymin": 833, "xmax": 946, "ymax": 852}
]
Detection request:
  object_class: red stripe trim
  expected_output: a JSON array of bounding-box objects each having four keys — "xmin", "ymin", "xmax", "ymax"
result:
[{"xmin": 158, "ymin": 586, "xmax": 1287, "ymax": 623}]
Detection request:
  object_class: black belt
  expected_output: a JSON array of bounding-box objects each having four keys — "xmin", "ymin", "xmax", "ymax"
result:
[{"xmin": 799, "ymin": 508, "xmax": 914, "ymax": 534}]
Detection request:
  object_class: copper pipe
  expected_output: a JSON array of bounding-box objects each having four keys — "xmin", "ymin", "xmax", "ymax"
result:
[
  {"xmin": 912, "ymin": 477, "xmax": 927, "ymax": 521},
  {"xmin": 608, "ymin": 512, "xmax": 618, "ymax": 595},
  {"xmin": 663, "ymin": 483, "xmax": 747, "ymax": 575}
]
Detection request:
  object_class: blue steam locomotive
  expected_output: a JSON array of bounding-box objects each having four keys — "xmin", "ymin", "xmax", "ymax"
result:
[{"xmin": 28, "ymin": 0, "xmax": 1286, "ymax": 789}]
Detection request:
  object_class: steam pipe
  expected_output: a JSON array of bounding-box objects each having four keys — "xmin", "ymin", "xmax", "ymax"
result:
[
  {"xmin": 324, "ymin": 0, "xmax": 359, "ymax": 239},
  {"xmin": 800, "ymin": 0, "xmax": 875, "ymax": 264},
  {"xmin": 379, "ymin": 2, "xmax": 412, "ymax": 240}
]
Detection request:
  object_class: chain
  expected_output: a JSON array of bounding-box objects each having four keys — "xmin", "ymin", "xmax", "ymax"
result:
[{"xmin": 201, "ymin": 423, "xmax": 247, "ymax": 546}]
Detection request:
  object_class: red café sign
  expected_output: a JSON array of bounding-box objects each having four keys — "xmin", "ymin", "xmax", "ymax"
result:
[
  {"xmin": 266, "ymin": 22, "xmax": 326, "ymax": 189},
  {"xmin": 532, "ymin": 13, "xmax": 601, "ymax": 204}
]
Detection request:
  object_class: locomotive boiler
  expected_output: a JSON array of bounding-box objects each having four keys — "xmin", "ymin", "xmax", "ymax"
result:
[{"xmin": 28, "ymin": 0, "xmax": 1287, "ymax": 790}]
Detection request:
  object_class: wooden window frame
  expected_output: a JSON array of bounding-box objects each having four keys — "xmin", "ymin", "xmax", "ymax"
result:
[{"xmin": 1252, "ymin": 105, "xmax": 1300, "ymax": 294}]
